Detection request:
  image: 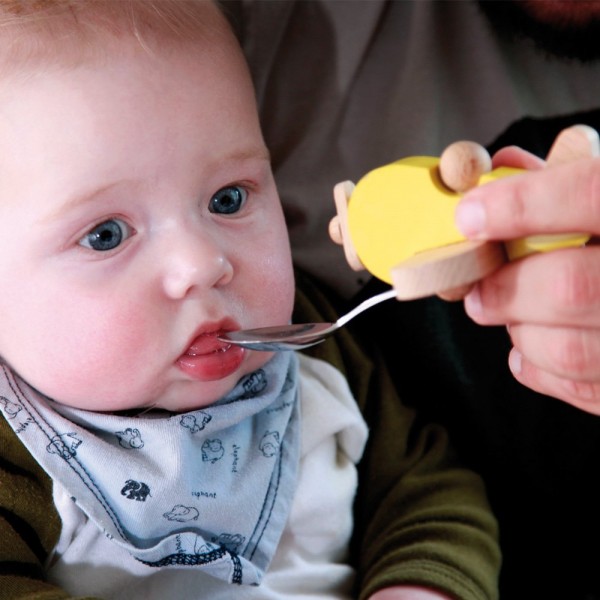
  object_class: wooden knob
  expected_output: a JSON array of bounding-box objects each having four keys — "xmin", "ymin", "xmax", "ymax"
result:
[
  {"xmin": 439, "ymin": 141, "xmax": 492, "ymax": 193},
  {"xmin": 328, "ymin": 215, "xmax": 343, "ymax": 245},
  {"xmin": 332, "ymin": 180, "xmax": 365, "ymax": 271}
]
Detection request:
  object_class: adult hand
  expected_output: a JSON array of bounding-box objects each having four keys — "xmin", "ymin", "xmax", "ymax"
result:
[{"xmin": 455, "ymin": 143, "xmax": 600, "ymax": 413}]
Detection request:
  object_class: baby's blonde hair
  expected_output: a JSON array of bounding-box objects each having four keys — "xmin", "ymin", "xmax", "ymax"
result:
[{"xmin": 0, "ymin": 0, "xmax": 232, "ymax": 71}]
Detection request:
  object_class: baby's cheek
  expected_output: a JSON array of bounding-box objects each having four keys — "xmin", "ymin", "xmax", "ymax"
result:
[
  {"xmin": 41, "ymin": 305, "xmax": 159, "ymax": 409},
  {"xmin": 86, "ymin": 305, "xmax": 160, "ymax": 376},
  {"xmin": 259, "ymin": 257, "xmax": 295, "ymax": 321}
]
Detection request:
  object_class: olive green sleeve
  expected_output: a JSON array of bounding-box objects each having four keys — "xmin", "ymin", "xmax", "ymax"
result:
[
  {"xmin": 0, "ymin": 415, "xmax": 97, "ymax": 600},
  {"xmin": 294, "ymin": 269, "xmax": 500, "ymax": 600}
]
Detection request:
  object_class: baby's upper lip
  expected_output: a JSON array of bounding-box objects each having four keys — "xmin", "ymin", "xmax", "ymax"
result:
[{"xmin": 182, "ymin": 319, "xmax": 239, "ymax": 357}]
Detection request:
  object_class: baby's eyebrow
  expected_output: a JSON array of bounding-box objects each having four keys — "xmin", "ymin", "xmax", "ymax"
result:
[
  {"xmin": 224, "ymin": 146, "xmax": 271, "ymax": 163},
  {"xmin": 41, "ymin": 147, "xmax": 271, "ymax": 224},
  {"xmin": 41, "ymin": 181, "xmax": 126, "ymax": 224}
]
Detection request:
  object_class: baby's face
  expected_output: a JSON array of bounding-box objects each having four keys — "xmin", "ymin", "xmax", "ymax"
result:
[{"xmin": 0, "ymin": 34, "xmax": 295, "ymax": 412}]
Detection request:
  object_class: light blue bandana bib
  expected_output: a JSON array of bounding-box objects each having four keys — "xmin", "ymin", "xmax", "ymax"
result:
[{"xmin": 0, "ymin": 352, "xmax": 300, "ymax": 586}]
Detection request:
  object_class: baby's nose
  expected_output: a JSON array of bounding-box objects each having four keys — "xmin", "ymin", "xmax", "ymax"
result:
[{"xmin": 160, "ymin": 227, "xmax": 233, "ymax": 299}]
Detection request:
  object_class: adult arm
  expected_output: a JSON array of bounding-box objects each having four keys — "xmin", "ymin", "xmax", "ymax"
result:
[
  {"xmin": 294, "ymin": 269, "xmax": 500, "ymax": 600},
  {"xmin": 0, "ymin": 415, "xmax": 96, "ymax": 599}
]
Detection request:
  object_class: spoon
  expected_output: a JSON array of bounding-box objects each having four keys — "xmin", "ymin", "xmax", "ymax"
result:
[{"xmin": 218, "ymin": 289, "xmax": 397, "ymax": 351}]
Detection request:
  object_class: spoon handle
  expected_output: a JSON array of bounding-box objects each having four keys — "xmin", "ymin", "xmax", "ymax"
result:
[{"xmin": 336, "ymin": 289, "xmax": 397, "ymax": 328}]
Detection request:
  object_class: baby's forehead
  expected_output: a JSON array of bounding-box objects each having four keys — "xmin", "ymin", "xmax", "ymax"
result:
[{"xmin": 0, "ymin": 0, "xmax": 232, "ymax": 73}]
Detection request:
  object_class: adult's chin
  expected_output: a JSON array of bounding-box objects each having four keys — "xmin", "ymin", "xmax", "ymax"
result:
[{"xmin": 478, "ymin": 0, "xmax": 600, "ymax": 62}]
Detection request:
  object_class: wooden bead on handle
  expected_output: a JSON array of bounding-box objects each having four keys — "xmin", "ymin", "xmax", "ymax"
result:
[{"xmin": 439, "ymin": 141, "xmax": 492, "ymax": 192}]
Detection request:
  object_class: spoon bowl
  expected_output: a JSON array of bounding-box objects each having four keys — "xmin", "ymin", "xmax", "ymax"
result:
[{"xmin": 218, "ymin": 289, "xmax": 397, "ymax": 351}]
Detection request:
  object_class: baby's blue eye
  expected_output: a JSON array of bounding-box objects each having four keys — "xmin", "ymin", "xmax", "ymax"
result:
[
  {"xmin": 79, "ymin": 218, "xmax": 133, "ymax": 251},
  {"xmin": 209, "ymin": 186, "xmax": 248, "ymax": 215}
]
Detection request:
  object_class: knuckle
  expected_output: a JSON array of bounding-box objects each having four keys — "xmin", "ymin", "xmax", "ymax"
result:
[
  {"xmin": 562, "ymin": 378, "xmax": 600, "ymax": 411},
  {"xmin": 550, "ymin": 330, "xmax": 593, "ymax": 377},
  {"xmin": 578, "ymin": 159, "xmax": 600, "ymax": 222},
  {"xmin": 550, "ymin": 255, "xmax": 600, "ymax": 315},
  {"xmin": 506, "ymin": 183, "xmax": 531, "ymax": 234}
]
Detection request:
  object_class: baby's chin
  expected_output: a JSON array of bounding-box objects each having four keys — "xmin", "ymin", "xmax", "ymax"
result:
[
  {"xmin": 42, "ymin": 385, "xmax": 214, "ymax": 416},
  {"xmin": 39, "ymin": 351, "xmax": 273, "ymax": 414},
  {"xmin": 127, "ymin": 371, "xmax": 265, "ymax": 415}
]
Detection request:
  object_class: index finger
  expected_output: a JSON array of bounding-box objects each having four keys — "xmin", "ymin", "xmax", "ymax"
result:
[
  {"xmin": 491, "ymin": 145, "xmax": 546, "ymax": 171},
  {"xmin": 455, "ymin": 157, "xmax": 600, "ymax": 241}
]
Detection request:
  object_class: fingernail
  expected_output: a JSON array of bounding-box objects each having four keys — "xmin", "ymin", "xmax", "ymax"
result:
[
  {"xmin": 455, "ymin": 194, "xmax": 486, "ymax": 238},
  {"xmin": 464, "ymin": 285, "xmax": 482, "ymax": 317},
  {"xmin": 509, "ymin": 349, "xmax": 522, "ymax": 375}
]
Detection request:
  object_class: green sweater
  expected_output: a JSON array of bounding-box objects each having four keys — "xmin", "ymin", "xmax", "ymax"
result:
[{"xmin": 0, "ymin": 270, "xmax": 499, "ymax": 600}]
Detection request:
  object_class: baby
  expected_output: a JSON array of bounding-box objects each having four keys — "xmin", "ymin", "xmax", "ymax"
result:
[{"xmin": 0, "ymin": 1, "xmax": 499, "ymax": 599}]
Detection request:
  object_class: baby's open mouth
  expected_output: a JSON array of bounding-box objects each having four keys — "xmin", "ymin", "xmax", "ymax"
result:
[
  {"xmin": 176, "ymin": 326, "xmax": 245, "ymax": 382},
  {"xmin": 184, "ymin": 332, "xmax": 231, "ymax": 357}
]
